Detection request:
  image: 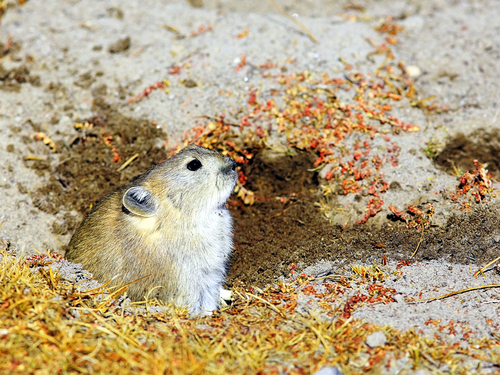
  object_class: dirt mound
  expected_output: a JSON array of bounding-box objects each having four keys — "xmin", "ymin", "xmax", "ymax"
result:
[{"xmin": 30, "ymin": 99, "xmax": 168, "ymax": 236}]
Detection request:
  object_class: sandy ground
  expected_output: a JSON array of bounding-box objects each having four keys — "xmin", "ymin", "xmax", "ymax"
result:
[{"xmin": 1, "ymin": 0, "xmax": 500, "ymax": 369}]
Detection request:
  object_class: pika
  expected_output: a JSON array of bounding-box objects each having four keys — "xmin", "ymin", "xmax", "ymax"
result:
[{"xmin": 66, "ymin": 145, "xmax": 237, "ymax": 314}]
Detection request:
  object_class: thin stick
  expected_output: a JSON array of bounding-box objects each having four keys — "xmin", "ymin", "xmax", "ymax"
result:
[
  {"xmin": 117, "ymin": 153, "xmax": 139, "ymax": 172},
  {"xmin": 408, "ymin": 284, "xmax": 500, "ymax": 304},
  {"xmin": 267, "ymin": 0, "xmax": 318, "ymax": 43},
  {"xmin": 25, "ymin": 155, "xmax": 45, "ymax": 161},
  {"xmin": 315, "ymin": 274, "xmax": 345, "ymax": 281},
  {"xmin": 410, "ymin": 226, "xmax": 425, "ymax": 259},
  {"xmin": 473, "ymin": 255, "xmax": 500, "ymax": 277}
]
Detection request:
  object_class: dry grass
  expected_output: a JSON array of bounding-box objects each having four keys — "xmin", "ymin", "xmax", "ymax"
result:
[{"xmin": 2, "ymin": 250, "xmax": 500, "ymax": 374}]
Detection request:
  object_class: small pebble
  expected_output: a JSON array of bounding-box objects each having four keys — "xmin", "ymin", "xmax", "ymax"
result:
[
  {"xmin": 413, "ymin": 370, "xmax": 433, "ymax": 375},
  {"xmin": 220, "ymin": 289, "xmax": 232, "ymax": 301},
  {"xmin": 366, "ymin": 331, "xmax": 387, "ymax": 348},
  {"xmin": 108, "ymin": 36, "xmax": 131, "ymax": 53},
  {"xmin": 406, "ymin": 65, "xmax": 421, "ymax": 78},
  {"xmin": 184, "ymin": 79, "xmax": 197, "ymax": 88},
  {"xmin": 312, "ymin": 367, "xmax": 343, "ymax": 375}
]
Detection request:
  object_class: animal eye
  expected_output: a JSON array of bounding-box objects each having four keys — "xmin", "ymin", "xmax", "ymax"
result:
[{"xmin": 187, "ymin": 159, "xmax": 202, "ymax": 171}]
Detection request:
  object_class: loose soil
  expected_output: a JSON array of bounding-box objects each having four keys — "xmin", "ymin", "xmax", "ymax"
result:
[
  {"xmin": 29, "ymin": 99, "xmax": 168, "ymax": 237},
  {"xmin": 227, "ymin": 150, "xmax": 500, "ymax": 286},
  {"xmin": 28, "ymin": 104, "xmax": 500, "ymax": 287}
]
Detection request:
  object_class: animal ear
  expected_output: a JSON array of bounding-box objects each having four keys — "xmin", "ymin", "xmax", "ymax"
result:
[{"xmin": 123, "ymin": 187, "xmax": 158, "ymax": 217}]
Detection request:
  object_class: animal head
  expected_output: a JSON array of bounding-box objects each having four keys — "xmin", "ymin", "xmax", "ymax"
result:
[{"xmin": 122, "ymin": 145, "xmax": 237, "ymax": 219}]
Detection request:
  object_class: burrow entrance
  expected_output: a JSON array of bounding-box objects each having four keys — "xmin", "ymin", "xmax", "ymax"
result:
[
  {"xmin": 435, "ymin": 128, "xmax": 500, "ymax": 178},
  {"xmin": 226, "ymin": 148, "xmax": 500, "ymax": 286}
]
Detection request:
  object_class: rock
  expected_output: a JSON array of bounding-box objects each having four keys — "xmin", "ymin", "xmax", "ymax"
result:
[
  {"xmin": 219, "ymin": 289, "xmax": 232, "ymax": 301},
  {"xmin": 312, "ymin": 367, "xmax": 343, "ymax": 375},
  {"xmin": 406, "ymin": 65, "xmax": 421, "ymax": 78},
  {"xmin": 413, "ymin": 370, "xmax": 433, "ymax": 375},
  {"xmin": 366, "ymin": 331, "xmax": 387, "ymax": 348},
  {"xmin": 183, "ymin": 79, "xmax": 198, "ymax": 88},
  {"xmin": 108, "ymin": 37, "xmax": 131, "ymax": 53}
]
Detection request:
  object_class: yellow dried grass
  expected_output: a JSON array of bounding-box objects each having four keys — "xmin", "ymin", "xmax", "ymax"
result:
[{"xmin": 1, "ymin": 251, "xmax": 499, "ymax": 374}]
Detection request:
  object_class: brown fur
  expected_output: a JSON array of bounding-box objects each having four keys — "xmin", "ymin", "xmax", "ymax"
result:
[{"xmin": 66, "ymin": 145, "xmax": 237, "ymax": 313}]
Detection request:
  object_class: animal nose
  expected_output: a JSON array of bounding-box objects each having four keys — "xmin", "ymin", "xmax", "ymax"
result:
[{"xmin": 230, "ymin": 159, "xmax": 237, "ymax": 171}]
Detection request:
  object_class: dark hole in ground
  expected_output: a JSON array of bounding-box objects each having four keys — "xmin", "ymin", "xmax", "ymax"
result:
[
  {"xmin": 435, "ymin": 128, "xmax": 500, "ymax": 178},
  {"xmin": 226, "ymin": 150, "xmax": 500, "ymax": 287},
  {"xmin": 27, "ymin": 103, "xmax": 500, "ymax": 287}
]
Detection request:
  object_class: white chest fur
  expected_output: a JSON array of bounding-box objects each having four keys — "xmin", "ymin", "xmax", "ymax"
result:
[{"xmin": 153, "ymin": 207, "xmax": 233, "ymax": 314}]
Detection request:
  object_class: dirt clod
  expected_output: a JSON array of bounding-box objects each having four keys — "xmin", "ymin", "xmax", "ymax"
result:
[{"xmin": 108, "ymin": 37, "xmax": 131, "ymax": 53}]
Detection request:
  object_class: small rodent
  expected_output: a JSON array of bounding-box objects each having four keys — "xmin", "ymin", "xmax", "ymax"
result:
[{"xmin": 66, "ymin": 145, "xmax": 237, "ymax": 314}]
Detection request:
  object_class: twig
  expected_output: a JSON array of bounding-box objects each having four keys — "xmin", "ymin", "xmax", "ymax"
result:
[
  {"xmin": 267, "ymin": 0, "xmax": 318, "ymax": 43},
  {"xmin": 410, "ymin": 226, "xmax": 425, "ymax": 259},
  {"xmin": 481, "ymin": 300, "xmax": 500, "ymax": 305},
  {"xmin": 473, "ymin": 255, "xmax": 500, "ymax": 277},
  {"xmin": 408, "ymin": 284, "xmax": 500, "ymax": 304},
  {"xmin": 117, "ymin": 153, "xmax": 139, "ymax": 172},
  {"xmin": 315, "ymin": 274, "xmax": 345, "ymax": 281},
  {"xmin": 25, "ymin": 155, "xmax": 46, "ymax": 161}
]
